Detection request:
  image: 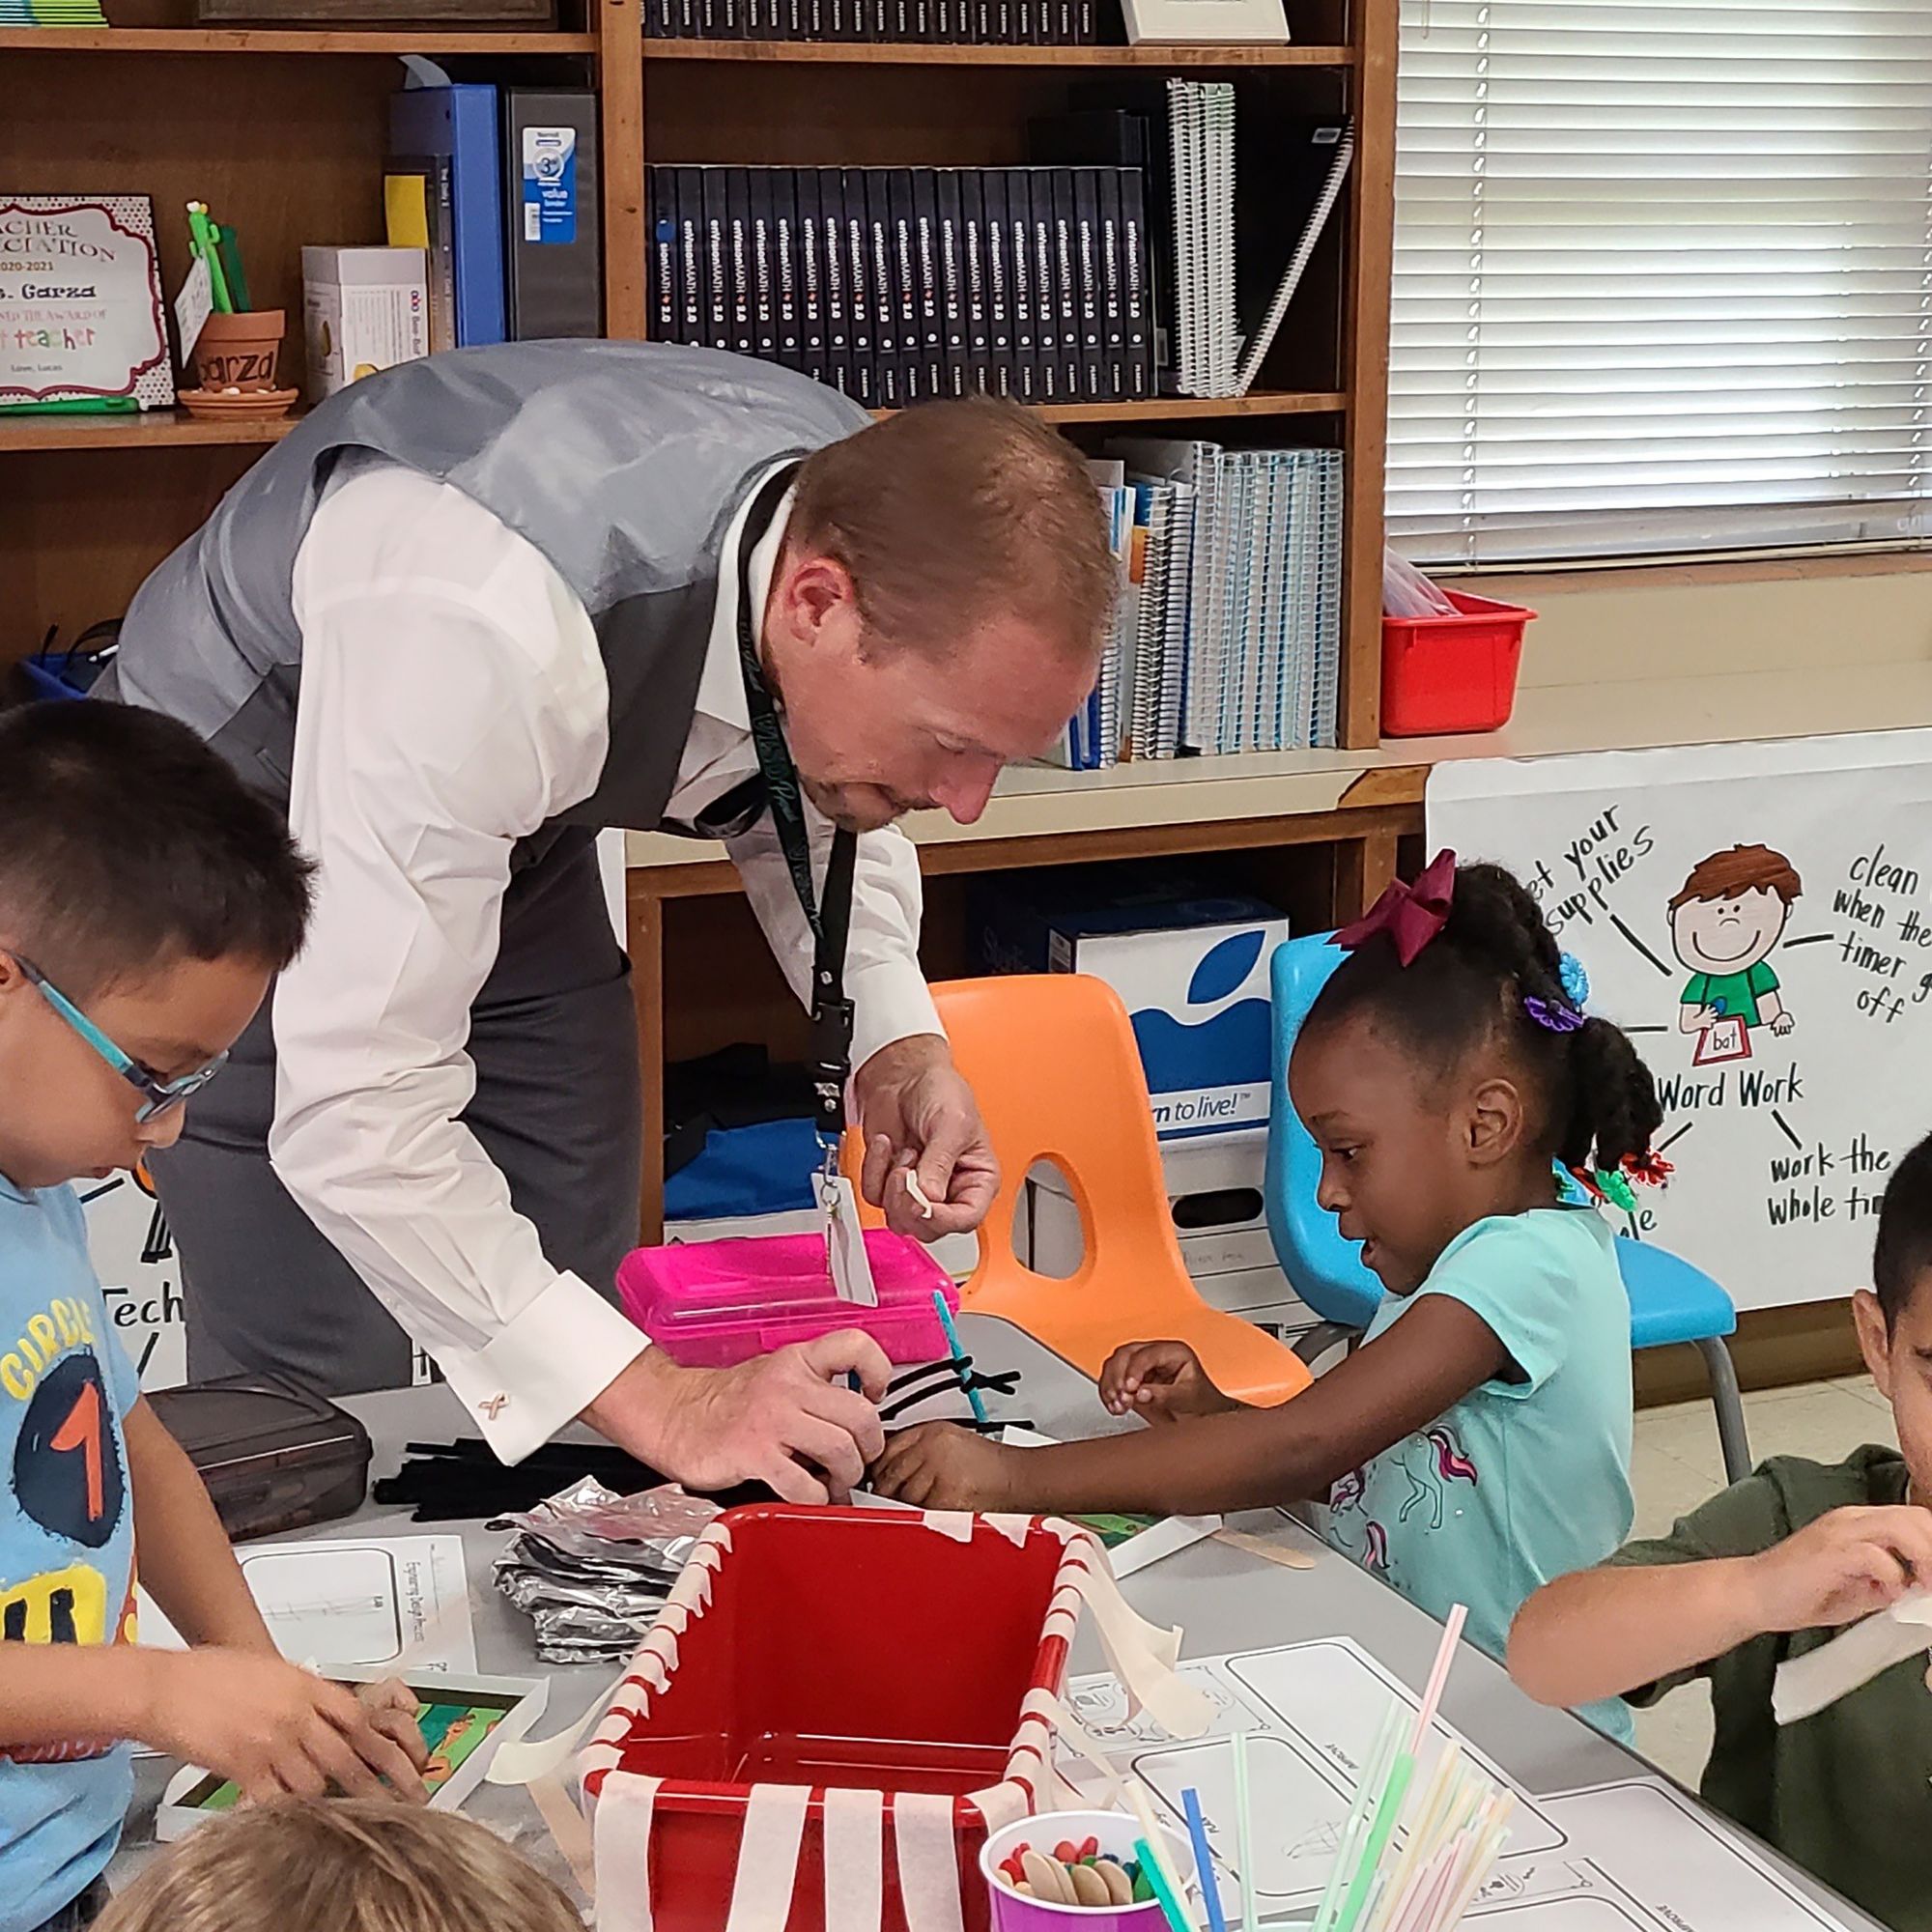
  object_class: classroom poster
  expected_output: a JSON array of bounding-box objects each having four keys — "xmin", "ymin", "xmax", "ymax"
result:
[
  {"xmin": 1428, "ymin": 729, "xmax": 1932, "ymax": 1311},
  {"xmin": 0, "ymin": 196, "xmax": 175, "ymax": 410},
  {"xmin": 74, "ymin": 1168, "xmax": 185, "ymax": 1390}
]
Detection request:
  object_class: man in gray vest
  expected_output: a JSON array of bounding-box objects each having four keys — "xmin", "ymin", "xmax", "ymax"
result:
[{"xmin": 104, "ymin": 341, "xmax": 1115, "ymax": 1500}]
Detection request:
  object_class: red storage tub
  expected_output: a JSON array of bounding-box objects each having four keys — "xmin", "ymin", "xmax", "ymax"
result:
[
  {"xmin": 1380, "ymin": 589, "xmax": 1536, "ymax": 737},
  {"xmin": 581, "ymin": 1505, "xmax": 1098, "ymax": 1932}
]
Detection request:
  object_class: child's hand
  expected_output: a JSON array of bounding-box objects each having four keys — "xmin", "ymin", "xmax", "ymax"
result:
[
  {"xmin": 141, "ymin": 1649, "xmax": 431, "ymax": 1804},
  {"xmin": 355, "ymin": 1677, "xmax": 431, "ymax": 1776},
  {"xmin": 1099, "ymin": 1342, "xmax": 1237, "ymax": 1423},
  {"xmin": 1747, "ymin": 1505, "xmax": 1932, "ymax": 1633},
  {"xmin": 868, "ymin": 1422, "xmax": 1018, "ymax": 1510}
]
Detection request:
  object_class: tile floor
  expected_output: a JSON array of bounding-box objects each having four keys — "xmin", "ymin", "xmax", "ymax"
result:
[{"xmin": 1627, "ymin": 1374, "xmax": 1900, "ymax": 1785}]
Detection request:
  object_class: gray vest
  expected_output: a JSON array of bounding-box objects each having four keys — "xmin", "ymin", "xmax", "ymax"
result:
[{"xmin": 107, "ymin": 341, "xmax": 872, "ymax": 835}]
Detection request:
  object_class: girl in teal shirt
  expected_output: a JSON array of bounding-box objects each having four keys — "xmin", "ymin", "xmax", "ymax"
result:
[{"xmin": 873, "ymin": 858, "xmax": 1662, "ymax": 1727}]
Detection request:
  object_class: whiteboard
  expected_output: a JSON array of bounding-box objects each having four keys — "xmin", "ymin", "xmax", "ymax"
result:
[{"xmin": 1428, "ymin": 729, "xmax": 1932, "ymax": 1311}]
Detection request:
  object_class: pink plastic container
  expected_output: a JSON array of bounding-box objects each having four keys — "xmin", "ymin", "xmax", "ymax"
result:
[{"xmin": 616, "ymin": 1231, "xmax": 959, "ymax": 1368}]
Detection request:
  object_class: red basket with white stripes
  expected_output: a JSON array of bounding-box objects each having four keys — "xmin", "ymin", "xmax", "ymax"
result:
[{"xmin": 579, "ymin": 1505, "xmax": 1105, "ymax": 1932}]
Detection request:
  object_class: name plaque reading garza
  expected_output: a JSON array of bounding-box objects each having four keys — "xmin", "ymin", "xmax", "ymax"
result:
[{"xmin": 0, "ymin": 195, "xmax": 176, "ymax": 411}]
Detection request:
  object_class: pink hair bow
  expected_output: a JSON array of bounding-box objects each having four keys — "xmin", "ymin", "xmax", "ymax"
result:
[{"xmin": 1331, "ymin": 848, "xmax": 1458, "ymax": 967}]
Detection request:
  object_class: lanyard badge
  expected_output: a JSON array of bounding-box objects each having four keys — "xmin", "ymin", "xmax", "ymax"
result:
[{"xmin": 731, "ymin": 466, "xmax": 871, "ymax": 1303}]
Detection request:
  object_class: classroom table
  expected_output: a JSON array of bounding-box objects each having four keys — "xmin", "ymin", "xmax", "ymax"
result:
[{"xmin": 120, "ymin": 1314, "xmax": 1881, "ymax": 1928}]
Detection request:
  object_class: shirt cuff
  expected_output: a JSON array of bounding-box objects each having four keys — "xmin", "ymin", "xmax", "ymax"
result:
[
  {"xmin": 437, "ymin": 1270, "xmax": 649, "ymax": 1465},
  {"xmin": 847, "ymin": 955, "xmax": 945, "ymax": 1074}
]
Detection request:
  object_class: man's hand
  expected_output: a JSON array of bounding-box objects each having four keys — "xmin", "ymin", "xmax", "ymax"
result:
[
  {"xmin": 855, "ymin": 1035, "xmax": 999, "ymax": 1238},
  {"xmin": 137, "ymin": 1650, "xmax": 429, "ymax": 1804},
  {"xmin": 582, "ymin": 1334, "xmax": 892, "ymax": 1504},
  {"xmin": 1746, "ymin": 1505, "xmax": 1932, "ymax": 1633},
  {"xmin": 868, "ymin": 1422, "xmax": 1020, "ymax": 1511},
  {"xmin": 1099, "ymin": 1341, "xmax": 1240, "ymax": 1424}
]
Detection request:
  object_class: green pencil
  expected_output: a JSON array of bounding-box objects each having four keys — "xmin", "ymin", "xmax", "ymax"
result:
[{"xmin": 186, "ymin": 202, "xmax": 234, "ymax": 314}]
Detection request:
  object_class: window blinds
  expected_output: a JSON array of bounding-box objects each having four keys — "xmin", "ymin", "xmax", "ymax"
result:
[{"xmin": 1388, "ymin": 0, "xmax": 1932, "ymax": 566}]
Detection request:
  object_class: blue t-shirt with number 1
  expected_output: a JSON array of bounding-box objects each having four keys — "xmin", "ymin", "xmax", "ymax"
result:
[{"xmin": 0, "ymin": 1173, "xmax": 141, "ymax": 1932}]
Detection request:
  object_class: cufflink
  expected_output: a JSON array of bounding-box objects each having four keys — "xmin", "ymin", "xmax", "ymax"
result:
[{"xmin": 480, "ymin": 1393, "xmax": 509, "ymax": 1421}]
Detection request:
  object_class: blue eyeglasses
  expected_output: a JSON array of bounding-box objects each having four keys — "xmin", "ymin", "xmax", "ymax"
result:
[{"xmin": 11, "ymin": 953, "xmax": 228, "ymax": 1123}]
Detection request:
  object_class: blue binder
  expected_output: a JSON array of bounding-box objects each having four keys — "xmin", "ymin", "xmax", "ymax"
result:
[{"xmin": 389, "ymin": 84, "xmax": 506, "ymax": 348}]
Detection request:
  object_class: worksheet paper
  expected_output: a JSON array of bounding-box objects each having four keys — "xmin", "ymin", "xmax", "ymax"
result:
[
  {"xmin": 1060, "ymin": 1637, "xmax": 1859, "ymax": 1930},
  {"xmin": 137, "ymin": 1534, "xmax": 476, "ymax": 1674}
]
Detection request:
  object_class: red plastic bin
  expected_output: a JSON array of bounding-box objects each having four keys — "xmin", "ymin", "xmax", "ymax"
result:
[
  {"xmin": 1380, "ymin": 589, "xmax": 1536, "ymax": 737},
  {"xmin": 581, "ymin": 1506, "xmax": 1096, "ymax": 1932}
]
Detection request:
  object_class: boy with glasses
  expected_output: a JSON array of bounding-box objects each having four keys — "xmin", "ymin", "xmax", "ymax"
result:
[{"xmin": 0, "ymin": 702, "xmax": 427, "ymax": 1932}]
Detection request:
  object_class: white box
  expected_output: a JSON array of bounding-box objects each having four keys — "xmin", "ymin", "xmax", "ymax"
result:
[
  {"xmin": 971, "ymin": 879, "xmax": 1288, "ymax": 1139},
  {"xmin": 301, "ymin": 245, "xmax": 429, "ymax": 403},
  {"xmin": 1028, "ymin": 1126, "xmax": 1318, "ymax": 1336}
]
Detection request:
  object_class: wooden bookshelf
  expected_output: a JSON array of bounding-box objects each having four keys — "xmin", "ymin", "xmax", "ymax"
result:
[
  {"xmin": 640, "ymin": 35, "xmax": 1352, "ymax": 62},
  {"xmin": 5, "ymin": 0, "xmax": 1402, "ymax": 1235},
  {"xmin": 0, "ymin": 24, "xmax": 595, "ymax": 46},
  {"xmin": 0, "ymin": 409, "xmax": 305, "ymax": 452}
]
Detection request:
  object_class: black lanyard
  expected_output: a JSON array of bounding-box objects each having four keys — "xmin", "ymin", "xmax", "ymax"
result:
[{"xmin": 734, "ymin": 465, "xmax": 859, "ymax": 1143}]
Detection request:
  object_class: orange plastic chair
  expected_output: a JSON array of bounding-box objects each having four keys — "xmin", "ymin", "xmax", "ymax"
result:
[{"xmin": 901, "ymin": 975, "xmax": 1311, "ymax": 1408}]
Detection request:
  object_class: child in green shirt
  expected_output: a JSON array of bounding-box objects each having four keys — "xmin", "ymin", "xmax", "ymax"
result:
[{"xmin": 1509, "ymin": 1130, "xmax": 1932, "ymax": 1932}]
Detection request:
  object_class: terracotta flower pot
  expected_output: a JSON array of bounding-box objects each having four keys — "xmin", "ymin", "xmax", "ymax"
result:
[{"xmin": 191, "ymin": 308, "xmax": 285, "ymax": 393}]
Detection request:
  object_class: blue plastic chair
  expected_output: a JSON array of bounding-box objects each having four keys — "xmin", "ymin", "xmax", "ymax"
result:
[{"xmin": 1264, "ymin": 930, "xmax": 1751, "ymax": 1483}]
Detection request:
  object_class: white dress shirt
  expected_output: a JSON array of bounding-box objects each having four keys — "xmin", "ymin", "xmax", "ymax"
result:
[{"xmin": 277, "ymin": 451, "xmax": 940, "ymax": 1463}]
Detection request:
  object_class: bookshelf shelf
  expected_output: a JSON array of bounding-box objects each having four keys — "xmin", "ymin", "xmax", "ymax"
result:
[
  {"xmin": 0, "ymin": 394, "xmax": 1339, "ymax": 454},
  {"xmin": 640, "ymin": 36, "xmax": 1351, "ymax": 65},
  {"xmin": 0, "ymin": 25, "xmax": 597, "ymax": 49},
  {"xmin": 0, "ymin": 408, "xmax": 303, "ymax": 452},
  {"xmin": 866, "ymin": 392, "xmax": 1348, "ymax": 424}
]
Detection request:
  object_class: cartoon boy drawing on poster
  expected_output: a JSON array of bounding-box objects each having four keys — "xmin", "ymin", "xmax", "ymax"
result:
[{"xmin": 1668, "ymin": 844, "xmax": 1803, "ymax": 1065}]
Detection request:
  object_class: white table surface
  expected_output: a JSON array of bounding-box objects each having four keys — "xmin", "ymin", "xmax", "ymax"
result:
[{"xmin": 118, "ymin": 1313, "xmax": 1879, "ymax": 1927}]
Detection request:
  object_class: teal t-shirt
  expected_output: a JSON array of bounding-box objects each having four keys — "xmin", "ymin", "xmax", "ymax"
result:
[
  {"xmin": 0, "ymin": 1174, "xmax": 142, "ymax": 1932},
  {"xmin": 1320, "ymin": 1208, "xmax": 1635, "ymax": 1740}
]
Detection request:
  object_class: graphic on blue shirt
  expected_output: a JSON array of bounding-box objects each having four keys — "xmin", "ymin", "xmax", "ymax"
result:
[{"xmin": 0, "ymin": 1178, "xmax": 142, "ymax": 1932}]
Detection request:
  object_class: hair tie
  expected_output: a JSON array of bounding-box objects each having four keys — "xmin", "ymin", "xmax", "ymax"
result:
[
  {"xmin": 1523, "ymin": 995, "xmax": 1584, "ymax": 1034},
  {"xmin": 1558, "ymin": 952, "xmax": 1590, "ymax": 1006},
  {"xmin": 1626, "ymin": 1151, "xmax": 1674, "ymax": 1189},
  {"xmin": 1566, "ymin": 1164, "xmax": 1638, "ymax": 1213},
  {"xmin": 1331, "ymin": 848, "xmax": 1457, "ymax": 968}
]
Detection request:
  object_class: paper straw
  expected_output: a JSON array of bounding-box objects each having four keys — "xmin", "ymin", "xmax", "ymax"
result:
[
  {"xmin": 1125, "ymin": 1781, "xmax": 1190, "ymax": 1914},
  {"xmin": 1379, "ymin": 1747, "xmax": 1488, "ymax": 1931},
  {"xmin": 931, "ymin": 1292, "xmax": 988, "ymax": 1424},
  {"xmin": 1408, "ymin": 1605, "xmax": 1468, "ymax": 1756},
  {"xmin": 1232, "ymin": 1731, "xmax": 1258, "ymax": 1932},
  {"xmin": 1311, "ymin": 1699, "xmax": 1405, "ymax": 1932},
  {"xmin": 1136, "ymin": 1837, "xmax": 1195, "ymax": 1932},
  {"xmin": 1181, "ymin": 1788, "xmax": 1226, "ymax": 1932},
  {"xmin": 1331, "ymin": 1749, "xmax": 1414, "ymax": 1932}
]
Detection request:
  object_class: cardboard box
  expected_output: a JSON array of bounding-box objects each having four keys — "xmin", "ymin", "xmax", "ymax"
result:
[
  {"xmin": 301, "ymin": 245, "xmax": 429, "ymax": 402},
  {"xmin": 1028, "ymin": 1127, "xmax": 1319, "ymax": 1338},
  {"xmin": 970, "ymin": 868, "xmax": 1289, "ymax": 1139}
]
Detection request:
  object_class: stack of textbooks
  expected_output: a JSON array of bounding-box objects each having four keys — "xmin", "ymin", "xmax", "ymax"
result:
[
  {"xmin": 647, "ymin": 164, "xmax": 1154, "ymax": 408},
  {"xmin": 1045, "ymin": 441, "xmax": 1345, "ymax": 770},
  {"xmin": 645, "ymin": 0, "xmax": 1100, "ymax": 42}
]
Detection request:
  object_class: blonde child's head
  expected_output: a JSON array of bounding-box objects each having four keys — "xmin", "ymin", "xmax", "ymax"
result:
[{"xmin": 94, "ymin": 1801, "xmax": 582, "ymax": 1932}]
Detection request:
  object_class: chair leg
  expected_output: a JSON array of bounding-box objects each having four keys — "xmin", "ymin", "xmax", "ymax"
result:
[
  {"xmin": 1293, "ymin": 1321, "xmax": 1361, "ymax": 1370},
  {"xmin": 1693, "ymin": 1334, "xmax": 1752, "ymax": 1485}
]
